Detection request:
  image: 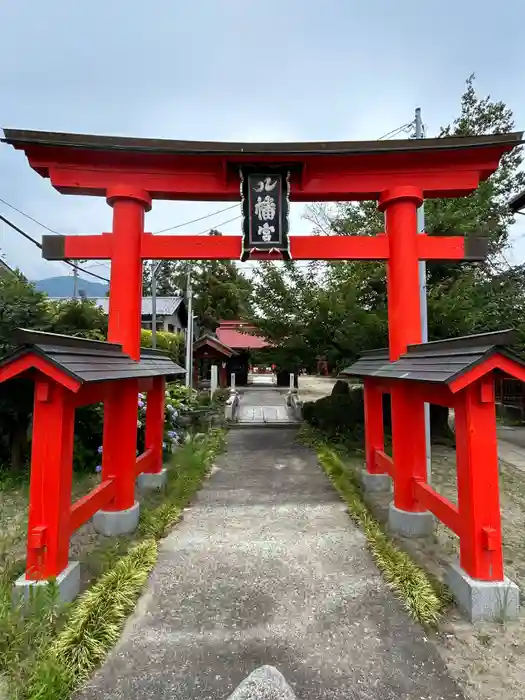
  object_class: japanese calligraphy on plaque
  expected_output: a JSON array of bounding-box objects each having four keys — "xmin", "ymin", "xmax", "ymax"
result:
[{"xmin": 240, "ymin": 170, "xmax": 291, "ymax": 261}]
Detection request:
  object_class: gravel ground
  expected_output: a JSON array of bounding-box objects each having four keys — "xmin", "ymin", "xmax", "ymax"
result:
[{"xmin": 358, "ymin": 445, "xmax": 525, "ymax": 700}]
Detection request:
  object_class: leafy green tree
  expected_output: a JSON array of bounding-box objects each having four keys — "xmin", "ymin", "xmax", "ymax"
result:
[
  {"xmin": 143, "ymin": 231, "xmax": 253, "ymax": 332},
  {"xmin": 48, "ymin": 298, "xmax": 109, "ymax": 340},
  {"xmin": 254, "ymin": 75, "xmax": 525, "ymax": 371}
]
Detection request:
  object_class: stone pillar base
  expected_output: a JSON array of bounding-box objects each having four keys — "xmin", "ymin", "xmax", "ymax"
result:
[
  {"xmin": 137, "ymin": 468, "xmax": 167, "ymax": 492},
  {"xmin": 361, "ymin": 470, "xmax": 392, "ymax": 493},
  {"xmin": 13, "ymin": 561, "xmax": 80, "ymax": 604},
  {"xmin": 388, "ymin": 502, "xmax": 435, "ymax": 537},
  {"xmin": 447, "ymin": 561, "xmax": 520, "ymax": 622},
  {"xmin": 93, "ymin": 501, "xmax": 140, "ymax": 536}
]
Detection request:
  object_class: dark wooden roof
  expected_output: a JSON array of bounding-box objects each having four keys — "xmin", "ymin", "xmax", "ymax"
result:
[
  {"xmin": 2, "ymin": 128, "xmax": 523, "ymax": 157},
  {"xmin": 0, "ymin": 329, "xmax": 185, "ymax": 385},
  {"xmin": 193, "ymin": 334, "xmax": 235, "ymax": 358},
  {"xmin": 342, "ymin": 330, "xmax": 523, "ymax": 386}
]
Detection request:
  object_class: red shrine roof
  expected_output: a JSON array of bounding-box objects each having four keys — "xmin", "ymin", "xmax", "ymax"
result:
[
  {"xmin": 216, "ymin": 321, "xmax": 269, "ymax": 350},
  {"xmin": 2, "ymin": 128, "xmax": 523, "ymax": 202},
  {"xmin": 2, "ymin": 129, "xmax": 522, "ymax": 157}
]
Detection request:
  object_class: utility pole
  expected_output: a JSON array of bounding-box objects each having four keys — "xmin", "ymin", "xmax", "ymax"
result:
[
  {"xmin": 185, "ymin": 266, "xmax": 193, "ymax": 388},
  {"xmin": 73, "ymin": 267, "xmax": 78, "ymax": 299},
  {"xmin": 151, "ymin": 261, "xmax": 162, "ymax": 350},
  {"xmin": 415, "ymin": 107, "xmax": 432, "ymax": 484}
]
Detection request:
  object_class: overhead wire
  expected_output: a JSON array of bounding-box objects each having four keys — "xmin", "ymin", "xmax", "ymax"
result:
[{"xmin": 0, "ymin": 214, "xmax": 110, "ymax": 282}]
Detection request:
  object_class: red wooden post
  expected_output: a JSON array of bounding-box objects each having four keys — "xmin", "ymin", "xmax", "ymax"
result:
[
  {"xmin": 101, "ymin": 379, "xmax": 139, "ymax": 511},
  {"xmin": 364, "ymin": 379, "xmax": 384, "ymax": 474},
  {"xmin": 101, "ymin": 187, "xmax": 150, "ymax": 512},
  {"xmin": 106, "ymin": 187, "xmax": 151, "ymax": 361},
  {"xmin": 144, "ymin": 376, "xmax": 166, "ymax": 474},
  {"xmin": 26, "ymin": 380, "xmax": 75, "ymax": 580},
  {"xmin": 455, "ymin": 379, "xmax": 504, "ymax": 581},
  {"xmin": 381, "ymin": 187, "xmax": 427, "ymax": 513}
]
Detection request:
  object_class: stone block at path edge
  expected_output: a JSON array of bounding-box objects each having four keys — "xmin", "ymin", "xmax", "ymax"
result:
[
  {"xmin": 92, "ymin": 501, "xmax": 140, "ymax": 536},
  {"xmin": 361, "ymin": 470, "xmax": 392, "ymax": 493},
  {"xmin": 447, "ymin": 561, "xmax": 520, "ymax": 622},
  {"xmin": 227, "ymin": 666, "xmax": 297, "ymax": 700}
]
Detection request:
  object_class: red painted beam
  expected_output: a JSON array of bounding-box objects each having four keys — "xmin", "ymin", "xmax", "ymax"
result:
[
  {"xmin": 69, "ymin": 478, "xmax": 115, "ymax": 533},
  {"xmin": 41, "ymin": 160, "xmax": 495, "ymax": 201},
  {"xmin": 43, "ymin": 232, "xmax": 487, "ymax": 263},
  {"xmin": 413, "ymin": 480, "xmax": 461, "ymax": 535},
  {"xmin": 141, "ymin": 234, "xmax": 392, "ymax": 261},
  {"xmin": 408, "ymin": 383, "xmax": 455, "ymax": 408},
  {"xmin": 135, "ymin": 448, "xmax": 154, "ymax": 476},
  {"xmin": 374, "ymin": 449, "xmax": 395, "ymax": 477},
  {"xmin": 72, "ymin": 381, "xmax": 111, "ymax": 407},
  {"xmin": 418, "ymin": 235, "xmax": 488, "ymax": 261}
]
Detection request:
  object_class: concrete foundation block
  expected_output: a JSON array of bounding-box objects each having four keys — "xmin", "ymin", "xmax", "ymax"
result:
[
  {"xmin": 93, "ymin": 501, "xmax": 140, "ymax": 536},
  {"xmin": 388, "ymin": 502, "xmax": 435, "ymax": 537},
  {"xmin": 14, "ymin": 561, "xmax": 80, "ymax": 605},
  {"xmin": 361, "ymin": 470, "xmax": 392, "ymax": 493},
  {"xmin": 137, "ymin": 468, "xmax": 167, "ymax": 492},
  {"xmin": 446, "ymin": 561, "xmax": 520, "ymax": 622}
]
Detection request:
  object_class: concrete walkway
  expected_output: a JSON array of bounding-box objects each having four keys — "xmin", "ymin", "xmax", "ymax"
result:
[
  {"xmin": 78, "ymin": 429, "xmax": 462, "ymax": 700},
  {"xmin": 236, "ymin": 388, "xmax": 298, "ymax": 426}
]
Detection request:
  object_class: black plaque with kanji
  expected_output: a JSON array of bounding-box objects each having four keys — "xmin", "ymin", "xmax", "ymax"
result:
[{"xmin": 240, "ymin": 170, "xmax": 290, "ymax": 261}]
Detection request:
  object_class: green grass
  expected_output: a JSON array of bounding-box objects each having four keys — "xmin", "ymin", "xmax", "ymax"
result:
[
  {"xmin": 0, "ymin": 428, "xmax": 226, "ymax": 700},
  {"xmin": 299, "ymin": 426, "xmax": 450, "ymax": 627}
]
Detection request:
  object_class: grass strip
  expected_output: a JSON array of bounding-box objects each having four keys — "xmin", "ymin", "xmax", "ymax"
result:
[
  {"xmin": 24, "ymin": 539, "xmax": 158, "ymax": 700},
  {"xmin": 316, "ymin": 442, "xmax": 450, "ymax": 627},
  {"xmin": 1, "ymin": 428, "xmax": 226, "ymax": 700}
]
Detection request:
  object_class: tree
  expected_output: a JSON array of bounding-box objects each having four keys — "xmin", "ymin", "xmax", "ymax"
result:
[
  {"xmin": 142, "ymin": 231, "xmax": 253, "ymax": 333},
  {"xmin": 252, "ymin": 75, "xmax": 525, "ymax": 371},
  {"xmin": 48, "ymin": 298, "xmax": 108, "ymax": 340}
]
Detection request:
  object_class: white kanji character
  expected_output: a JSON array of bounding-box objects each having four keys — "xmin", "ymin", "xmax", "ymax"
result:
[
  {"xmin": 254, "ymin": 177, "xmax": 278, "ymax": 193},
  {"xmin": 254, "ymin": 195, "xmax": 276, "ymax": 221},
  {"xmin": 258, "ymin": 222, "xmax": 275, "ymax": 242}
]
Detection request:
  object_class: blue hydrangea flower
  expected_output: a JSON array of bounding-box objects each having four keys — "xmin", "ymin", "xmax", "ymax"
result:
[
  {"xmin": 95, "ymin": 465, "xmax": 102, "ymax": 473},
  {"xmin": 97, "ymin": 446, "xmax": 103, "ymax": 455},
  {"xmin": 138, "ymin": 399, "xmax": 145, "ymax": 409}
]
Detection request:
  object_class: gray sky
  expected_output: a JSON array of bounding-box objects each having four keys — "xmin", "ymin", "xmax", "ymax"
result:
[{"xmin": 1, "ymin": 0, "xmax": 525, "ymax": 281}]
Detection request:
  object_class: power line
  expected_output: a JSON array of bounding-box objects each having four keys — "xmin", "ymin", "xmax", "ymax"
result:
[
  {"xmin": 0, "ymin": 195, "xmax": 240, "ymax": 237},
  {"xmin": 377, "ymin": 122, "xmax": 414, "ymax": 141},
  {"xmin": 0, "ymin": 214, "xmax": 110, "ymax": 282},
  {"xmin": 0, "ymin": 196, "xmax": 62, "ymax": 234},
  {"xmin": 197, "ymin": 214, "xmax": 241, "ymax": 234},
  {"xmin": 153, "ymin": 203, "xmax": 239, "ymax": 233}
]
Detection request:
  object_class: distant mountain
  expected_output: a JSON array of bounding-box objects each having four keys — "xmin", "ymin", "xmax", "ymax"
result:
[{"xmin": 32, "ymin": 276, "xmax": 109, "ymax": 298}]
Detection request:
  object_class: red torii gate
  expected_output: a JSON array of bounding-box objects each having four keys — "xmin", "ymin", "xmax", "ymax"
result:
[{"xmin": 2, "ymin": 128, "xmax": 521, "ymax": 593}]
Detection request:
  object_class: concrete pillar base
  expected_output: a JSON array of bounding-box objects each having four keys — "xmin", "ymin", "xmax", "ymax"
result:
[
  {"xmin": 388, "ymin": 502, "xmax": 435, "ymax": 537},
  {"xmin": 137, "ymin": 468, "xmax": 167, "ymax": 492},
  {"xmin": 93, "ymin": 501, "xmax": 140, "ymax": 536},
  {"xmin": 13, "ymin": 561, "xmax": 80, "ymax": 604},
  {"xmin": 446, "ymin": 561, "xmax": 520, "ymax": 622},
  {"xmin": 361, "ymin": 470, "xmax": 392, "ymax": 493}
]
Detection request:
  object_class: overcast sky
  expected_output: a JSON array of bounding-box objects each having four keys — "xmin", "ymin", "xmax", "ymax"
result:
[{"xmin": 1, "ymin": 0, "xmax": 525, "ymax": 281}]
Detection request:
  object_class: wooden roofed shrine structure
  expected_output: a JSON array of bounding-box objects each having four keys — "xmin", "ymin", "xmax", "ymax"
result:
[
  {"xmin": 2, "ymin": 125, "xmax": 523, "ymax": 618},
  {"xmin": 343, "ymin": 331, "xmax": 525, "ymax": 620},
  {"xmin": 0, "ymin": 330, "xmax": 184, "ymax": 599}
]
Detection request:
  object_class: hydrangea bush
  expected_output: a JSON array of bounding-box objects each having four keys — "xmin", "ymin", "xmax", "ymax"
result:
[{"xmin": 95, "ymin": 383, "xmax": 200, "ymax": 473}]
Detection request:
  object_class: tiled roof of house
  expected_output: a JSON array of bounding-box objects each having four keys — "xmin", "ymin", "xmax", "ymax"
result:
[
  {"xmin": 216, "ymin": 321, "xmax": 269, "ymax": 350},
  {"xmin": 93, "ymin": 296, "xmax": 184, "ymax": 316}
]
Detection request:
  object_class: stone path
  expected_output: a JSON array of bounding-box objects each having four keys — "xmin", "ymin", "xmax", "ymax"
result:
[
  {"xmin": 78, "ymin": 429, "xmax": 463, "ymax": 700},
  {"xmin": 236, "ymin": 389, "xmax": 299, "ymax": 426}
]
